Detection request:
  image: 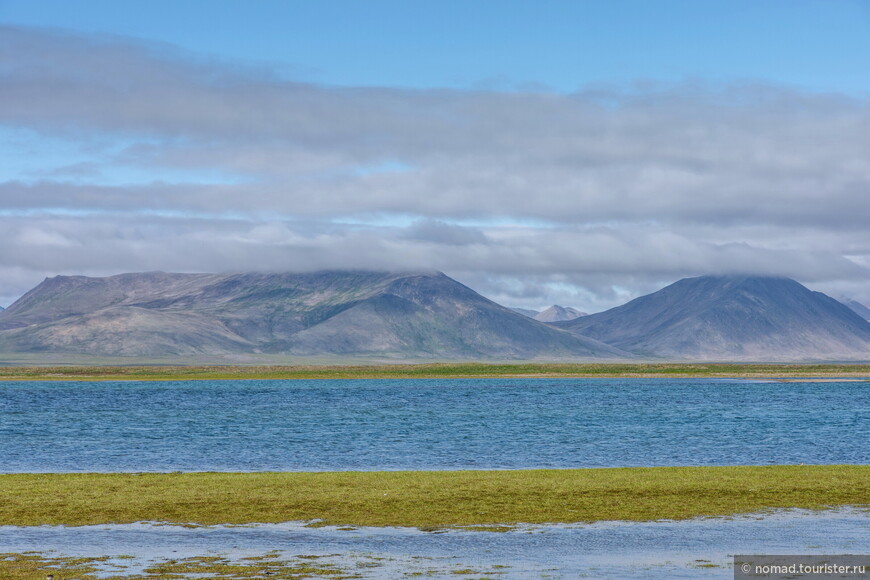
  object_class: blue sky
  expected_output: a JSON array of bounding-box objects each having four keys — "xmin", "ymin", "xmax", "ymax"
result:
[
  {"xmin": 3, "ymin": 0, "xmax": 869, "ymax": 93},
  {"xmin": 1, "ymin": 1, "xmax": 869, "ymax": 310}
]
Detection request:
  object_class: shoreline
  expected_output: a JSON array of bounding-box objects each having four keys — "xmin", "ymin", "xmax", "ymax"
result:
[
  {"xmin": 2, "ymin": 362, "xmax": 870, "ymax": 381},
  {"xmin": 4, "ymin": 508, "xmax": 867, "ymax": 579}
]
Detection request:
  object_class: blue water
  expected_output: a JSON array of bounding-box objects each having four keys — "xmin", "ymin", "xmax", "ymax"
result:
[
  {"xmin": 0, "ymin": 378, "xmax": 868, "ymax": 472},
  {"xmin": 2, "ymin": 509, "xmax": 868, "ymax": 579}
]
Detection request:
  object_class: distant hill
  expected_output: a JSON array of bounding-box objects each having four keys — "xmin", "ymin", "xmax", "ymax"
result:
[
  {"xmin": 557, "ymin": 275, "xmax": 870, "ymax": 361},
  {"xmin": 512, "ymin": 305, "xmax": 587, "ymax": 322},
  {"xmin": 511, "ymin": 307, "xmax": 540, "ymax": 318},
  {"xmin": 839, "ymin": 297, "xmax": 870, "ymax": 321},
  {"xmin": 0, "ymin": 271, "xmax": 630, "ymax": 360},
  {"xmin": 534, "ymin": 305, "xmax": 587, "ymax": 322}
]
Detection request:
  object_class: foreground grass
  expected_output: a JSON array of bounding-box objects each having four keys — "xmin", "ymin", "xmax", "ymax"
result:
[
  {"xmin": 1, "ymin": 466, "xmax": 867, "ymax": 529},
  {"xmin": 2, "ymin": 362, "xmax": 870, "ymax": 381}
]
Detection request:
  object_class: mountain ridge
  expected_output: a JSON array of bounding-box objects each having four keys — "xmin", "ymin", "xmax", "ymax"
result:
[
  {"xmin": 3, "ymin": 271, "xmax": 869, "ymax": 362},
  {"xmin": 0, "ymin": 270, "xmax": 630, "ymax": 360}
]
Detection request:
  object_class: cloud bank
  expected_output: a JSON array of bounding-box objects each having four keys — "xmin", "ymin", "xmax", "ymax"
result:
[{"xmin": 2, "ymin": 26, "xmax": 870, "ymax": 310}]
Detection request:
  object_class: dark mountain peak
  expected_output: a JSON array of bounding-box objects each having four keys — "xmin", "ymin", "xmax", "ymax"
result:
[
  {"xmin": 384, "ymin": 270, "xmax": 488, "ymax": 304},
  {"xmin": 560, "ymin": 274, "xmax": 870, "ymax": 361},
  {"xmin": 661, "ymin": 273, "xmax": 795, "ymax": 295}
]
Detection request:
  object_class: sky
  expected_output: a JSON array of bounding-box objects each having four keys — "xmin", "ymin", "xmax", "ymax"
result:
[{"xmin": 1, "ymin": 0, "xmax": 869, "ymax": 311}]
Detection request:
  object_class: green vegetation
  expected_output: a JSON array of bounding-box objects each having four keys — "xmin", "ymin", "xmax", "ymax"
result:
[
  {"xmin": 1, "ymin": 362, "xmax": 870, "ymax": 381},
  {"xmin": 0, "ymin": 552, "xmax": 368, "ymax": 579},
  {"xmin": 1, "ymin": 466, "xmax": 867, "ymax": 529},
  {"xmin": 141, "ymin": 554, "xmax": 359, "ymax": 579},
  {"xmin": 2, "ymin": 466, "xmax": 865, "ymax": 577},
  {"xmin": 0, "ymin": 551, "xmax": 512, "ymax": 579}
]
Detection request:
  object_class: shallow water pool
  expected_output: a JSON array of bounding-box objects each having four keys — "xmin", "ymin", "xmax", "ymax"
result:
[{"xmin": 2, "ymin": 508, "xmax": 868, "ymax": 579}]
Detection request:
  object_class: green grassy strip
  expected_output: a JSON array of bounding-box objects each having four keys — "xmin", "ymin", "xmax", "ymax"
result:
[
  {"xmin": 1, "ymin": 466, "xmax": 867, "ymax": 528},
  {"xmin": 2, "ymin": 362, "xmax": 870, "ymax": 381}
]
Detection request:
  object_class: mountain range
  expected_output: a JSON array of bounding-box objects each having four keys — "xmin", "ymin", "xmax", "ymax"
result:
[
  {"xmin": 0, "ymin": 271, "xmax": 627, "ymax": 360},
  {"xmin": 0, "ymin": 271, "xmax": 868, "ymax": 361}
]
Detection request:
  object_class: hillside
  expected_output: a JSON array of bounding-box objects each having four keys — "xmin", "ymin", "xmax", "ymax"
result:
[
  {"xmin": 511, "ymin": 307, "xmax": 539, "ymax": 318},
  {"xmin": 0, "ymin": 271, "xmax": 630, "ymax": 360},
  {"xmin": 840, "ymin": 297, "xmax": 870, "ymax": 321},
  {"xmin": 556, "ymin": 275, "xmax": 870, "ymax": 361}
]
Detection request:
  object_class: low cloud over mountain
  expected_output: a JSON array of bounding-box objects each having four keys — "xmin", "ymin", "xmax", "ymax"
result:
[{"xmin": 2, "ymin": 26, "xmax": 870, "ymax": 311}]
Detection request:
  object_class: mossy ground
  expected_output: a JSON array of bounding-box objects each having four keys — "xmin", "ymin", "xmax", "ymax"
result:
[
  {"xmin": 1, "ymin": 362, "xmax": 870, "ymax": 381},
  {"xmin": 1, "ymin": 466, "xmax": 867, "ymax": 529},
  {"xmin": 0, "ymin": 552, "xmax": 380, "ymax": 579},
  {"xmin": 0, "ymin": 550, "xmax": 510, "ymax": 578}
]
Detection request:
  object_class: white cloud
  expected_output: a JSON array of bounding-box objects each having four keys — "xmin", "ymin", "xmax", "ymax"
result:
[{"xmin": 1, "ymin": 26, "xmax": 870, "ymax": 310}]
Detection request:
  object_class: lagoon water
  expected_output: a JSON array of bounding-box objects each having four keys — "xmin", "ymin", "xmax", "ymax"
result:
[
  {"xmin": 0, "ymin": 377, "xmax": 868, "ymax": 472},
  {"xmin": 2, "ymin": 377, "xmax": 868, "ymax": 578}
]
